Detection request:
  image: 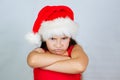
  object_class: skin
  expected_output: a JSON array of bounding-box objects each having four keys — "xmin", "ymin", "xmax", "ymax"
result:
[
  {"xmin": 27, "ymin": 35, "xmax": 89, "ymax": 74},
  {"xmin": 46, "ymin": 35, "xmax": 70, "ymax": 55}
]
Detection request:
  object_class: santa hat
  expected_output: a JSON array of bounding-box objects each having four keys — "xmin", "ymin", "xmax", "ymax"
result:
[{"xmin": 25, "ymin": 5, "xmax": 79, "ymax": 46}]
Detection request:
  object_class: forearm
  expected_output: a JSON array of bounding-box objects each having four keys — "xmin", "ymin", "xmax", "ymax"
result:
[
  {"xmin": 42, "ymin": 45, "xmax": 89, "ymax": 74},
  {"xmin": 41, "ymin": 58, "xmax": 83, "ymax": 74},
  {"xmin": 27, "ymin": 51, "xmax": 70, "ymax": 68}
]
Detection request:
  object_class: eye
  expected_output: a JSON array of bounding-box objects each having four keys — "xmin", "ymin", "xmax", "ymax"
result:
[
  {"xmin": 49, "ymin": 37, "xmax": 56, "ymax": 40},
  {"xmin": 62, "ymin": 37, "xmax": 69, "ymax": 40}
]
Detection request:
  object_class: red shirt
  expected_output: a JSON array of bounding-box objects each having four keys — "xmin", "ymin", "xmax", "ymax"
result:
[{"xmin": 33, "ymin": 46, "xmax": 81, "ymax": 80}]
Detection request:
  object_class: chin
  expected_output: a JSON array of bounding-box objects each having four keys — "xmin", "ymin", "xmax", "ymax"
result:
[{"xmin": 53, "ymin": 51, "xmax": 64, "ymax": 55}]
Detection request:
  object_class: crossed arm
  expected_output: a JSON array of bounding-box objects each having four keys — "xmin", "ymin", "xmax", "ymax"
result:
[{"xmin": 27, "ymin": 44, "xmax": 89, "ymax": 74}]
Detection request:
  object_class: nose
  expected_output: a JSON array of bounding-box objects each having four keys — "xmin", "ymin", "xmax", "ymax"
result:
[{"xmin": 55, "ymin": 40, "xmax": 62, "ymax": 48}]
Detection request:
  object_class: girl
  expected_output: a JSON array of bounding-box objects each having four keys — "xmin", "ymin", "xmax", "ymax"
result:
[{"xmin": 26, "ymin": 5, "xmax": 88, "ymax": 80}]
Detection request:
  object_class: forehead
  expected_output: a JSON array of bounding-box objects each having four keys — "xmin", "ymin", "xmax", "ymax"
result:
[{"xmin": 42, "ymin": 33, "xmax": 71, "ymax": 41}]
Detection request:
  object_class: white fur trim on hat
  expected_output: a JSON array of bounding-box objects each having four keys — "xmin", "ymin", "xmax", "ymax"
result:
[
  {"xmin": 25, "ymin": 32, "xmax": 42, "ymax": 46},
  {"xmin": 38, "ymin": 17, "xmax": 79, "ymax": 41}
]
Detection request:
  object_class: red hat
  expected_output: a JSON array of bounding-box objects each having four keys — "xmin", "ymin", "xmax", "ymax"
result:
[{"xmin": 26, "ymin": 5, "xmax": 78, "ymax": 46}]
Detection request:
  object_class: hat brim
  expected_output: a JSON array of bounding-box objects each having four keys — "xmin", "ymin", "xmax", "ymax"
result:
[{"xmin": 39, "ymin": 17, "xmax": 79, "ymax": 41}]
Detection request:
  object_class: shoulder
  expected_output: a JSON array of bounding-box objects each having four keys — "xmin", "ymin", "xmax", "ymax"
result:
[
  {"xmin": 73, "ymin": 44, "xmax": 83, "ymax": 51},
  {"xmin": 71, "ymin": 44, "xmax": 86, "ymax": 58},
  {"xmin": 68, "ymin": 44, "xmax": 83, "ymax": 52}
]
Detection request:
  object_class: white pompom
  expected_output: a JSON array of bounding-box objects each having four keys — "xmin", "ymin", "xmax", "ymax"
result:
[{"xmin": 25, "ymin": 32, "xmax": 41, "ymax": 46}]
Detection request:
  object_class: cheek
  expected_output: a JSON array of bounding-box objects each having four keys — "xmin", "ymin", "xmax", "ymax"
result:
[
  {"xmin": 46, "ymin": 41, "xmax": 54, "ymax": 50},
  {"xmin": 62, "ymin": 40, "xmax": 70, "ymax": 48}
]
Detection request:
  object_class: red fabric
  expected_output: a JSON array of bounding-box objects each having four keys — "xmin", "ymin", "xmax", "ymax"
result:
[
  {"xmin": 32, "ymin": 5, "xmax": 74, "ymax": 34},
  {"xmin": 33, "ymin": 46, "xmax": 81, "ymax": 80}
]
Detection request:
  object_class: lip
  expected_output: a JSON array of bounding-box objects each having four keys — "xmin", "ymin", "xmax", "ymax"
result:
[{"xmin": 53, "ymin": 49, "xmax": 63, "ymax": 54}]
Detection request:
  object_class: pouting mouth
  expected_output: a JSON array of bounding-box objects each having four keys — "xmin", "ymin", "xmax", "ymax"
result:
[{"xmin": 53, "ymin": 49, "xmax": 64, "ymax": 54}]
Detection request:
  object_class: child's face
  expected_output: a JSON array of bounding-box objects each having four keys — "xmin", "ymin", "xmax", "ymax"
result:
[{"xmin": 46, "ymin": 35, "xmax": 70, "ymax": 55}]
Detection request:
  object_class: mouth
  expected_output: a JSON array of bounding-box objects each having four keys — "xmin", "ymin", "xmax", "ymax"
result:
[{"xmin": 53, "ymin": 49, "xmax": 63, "ymax": 54}]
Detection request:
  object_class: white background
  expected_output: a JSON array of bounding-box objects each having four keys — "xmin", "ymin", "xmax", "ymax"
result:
[{"xmin": 0, "ymin": 0, "xmax": 120, "ymax": 80}]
